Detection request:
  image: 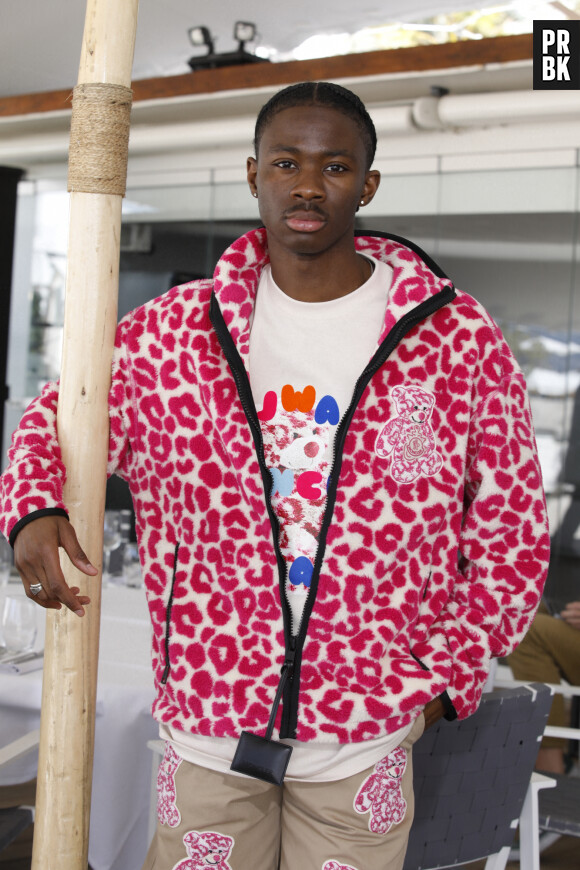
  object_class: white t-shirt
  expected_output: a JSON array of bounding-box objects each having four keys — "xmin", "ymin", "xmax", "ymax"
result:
[
  {"xmin": 249, "ymin": 256, "xmax": 393, "ymax": 635},
  {"xmin": 162, "ymin": 254, "xmax": 414, "ymax": 781}
]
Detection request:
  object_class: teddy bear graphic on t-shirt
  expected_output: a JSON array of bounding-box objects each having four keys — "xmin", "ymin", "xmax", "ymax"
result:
[
  {"xmin": 261, "ymin": 408, "xmax": 330, "ymax": 477},
  {"xmin": 375, "ymin": 384, "xmax": 442, "ymax": 483},
  {"xmin": 261, "ymin": 407, "xmax": 331, "ymax": 591}
]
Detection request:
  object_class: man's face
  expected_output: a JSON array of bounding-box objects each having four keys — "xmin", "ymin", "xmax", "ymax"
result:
[{"xmin": 247, "ymin": 105, "xmax": 380, "ymax": 260}]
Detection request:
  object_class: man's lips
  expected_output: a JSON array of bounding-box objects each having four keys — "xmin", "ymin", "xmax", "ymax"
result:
[{"xmin": 284, "ymin": 209, "xmax": 327, "ymax": 232}]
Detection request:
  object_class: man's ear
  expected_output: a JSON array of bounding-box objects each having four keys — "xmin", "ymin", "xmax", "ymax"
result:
[
  {"xmin": 247, "ymin": 156, "xmax": 258, "ymax": 197},
  {"xmin": 362, "ymin": 169, "xmax": 381, "ymax": 206}
]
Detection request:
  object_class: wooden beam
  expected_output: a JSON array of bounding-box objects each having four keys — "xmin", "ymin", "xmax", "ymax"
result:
[{"xmin": 0, "ymin": 34, "xmax": 532, "ymax": 119}]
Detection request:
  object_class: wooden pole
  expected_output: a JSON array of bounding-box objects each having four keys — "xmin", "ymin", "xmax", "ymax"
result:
[{"xmin": 31, "ymin": 2, "xmax": 139, "ymax": 868}]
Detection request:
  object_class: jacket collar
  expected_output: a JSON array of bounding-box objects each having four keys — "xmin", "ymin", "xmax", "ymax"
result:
[{"xmin": 212, "ymin": 228, "xmax": 453, "ymax": 370}]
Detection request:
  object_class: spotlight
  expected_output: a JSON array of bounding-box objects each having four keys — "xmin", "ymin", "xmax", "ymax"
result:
[
  {"xmin": 187, "ymin": 21, "xmax": 269, "ymax": 71},
  {"xmin": 234, "ymin": 21, "xmax": 257, "ymax": 46},
  {"xmin": 188, "ymin": 26, "xmax": 214, "ymax": 54}
]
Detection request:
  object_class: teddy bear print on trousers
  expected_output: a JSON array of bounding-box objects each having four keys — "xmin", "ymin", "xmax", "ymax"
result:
[
  {"xmin": 322, "ymin": 862, "xmax": 360, "ymax": 870},
  {"xmin": 375, "ymin": 384, "xmax": 443, "ymax": 483},
  {"xmin": 171, "ymin": 830, "xmax": 234, "ymax": 869},
  {"xmin": 157, "ymin": 743, "xmax": 183, "ymax": 828},
  {"xmin": 353, "ymin": 747, "xmax": 408, "ymax": 834}
]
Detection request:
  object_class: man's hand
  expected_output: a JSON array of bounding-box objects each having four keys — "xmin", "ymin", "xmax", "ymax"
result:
[
  {"xmin": 14, "ymin": 515, "xmax": 98, "ymax": 616},
  {"xmin": 560, "ymin": 601, "xmax": 580, "ymax": 630},
  {"xmin": 423, "ymin": 696, "xmax": 446, "ymax": 730}
]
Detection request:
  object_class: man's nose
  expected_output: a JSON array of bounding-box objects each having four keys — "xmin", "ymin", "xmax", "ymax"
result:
[{"xmin": 291, "ymin": 169, "xmax": 325, "ymax": 200}]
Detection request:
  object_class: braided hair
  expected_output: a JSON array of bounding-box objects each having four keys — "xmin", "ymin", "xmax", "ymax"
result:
[{"xmin": 253, "ymin": 81, "xmax": 377, "ymax": 170}]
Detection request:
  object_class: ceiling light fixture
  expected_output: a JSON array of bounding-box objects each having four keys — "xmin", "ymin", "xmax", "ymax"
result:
[{"xmin": 187, "ymin": 21, "xmax": 270, "ymax": 71}]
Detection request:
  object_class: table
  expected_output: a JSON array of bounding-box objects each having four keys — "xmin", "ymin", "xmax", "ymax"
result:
[{"xmin": 0, "ymin": 580, "xmax": 158, "ymax": 870}]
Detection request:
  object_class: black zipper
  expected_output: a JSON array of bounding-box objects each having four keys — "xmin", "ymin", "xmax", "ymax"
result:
[
  {"xmin": 264, "ymin": 648, "xmax": 296, "ymax": 740},
  {"xmin": 410, "ymin": 650, "xmax": 430, "ymax": 672},
  {"xmin": 210, "ymin": 282, "xmax": 456, "ymax": 737},
  {"xmin": 161, "ymin": 542, "xmax": 180, "ymax": 685}
]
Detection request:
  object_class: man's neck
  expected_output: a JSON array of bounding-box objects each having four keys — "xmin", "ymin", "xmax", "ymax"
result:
[{"xmin": 268, "ymin": 246, "xmax": 372, "ymax": 303}]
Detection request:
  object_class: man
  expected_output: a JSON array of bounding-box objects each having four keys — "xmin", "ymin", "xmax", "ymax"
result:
[
  {"xmin": 1, "ymin": 82, "xmax": 549, "ymax": 870},
  {"xmin": 508, "ymin": 600, "xmax": 580, "ymax": 774}
]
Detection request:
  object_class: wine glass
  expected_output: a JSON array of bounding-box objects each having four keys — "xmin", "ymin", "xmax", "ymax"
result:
[
  {"xmin": 102, "ymin": 511, "xmax": 122, "ymax": 586},
  {"xmin": 123, "ymin": 542, "xmax": 143, "ymax": 588},
  {"xmin": 2, "ymin": 596, "xmax": 37, "ymax": 654}
]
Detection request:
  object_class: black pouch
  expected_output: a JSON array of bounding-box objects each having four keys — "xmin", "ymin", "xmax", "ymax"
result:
[
  {"xmin": 230, "ymin": 654, "xmax": 294, "ymax": 786},
  {"xmin": 230, "ymin": 731, "xmax": 293, "ymax": 785}
]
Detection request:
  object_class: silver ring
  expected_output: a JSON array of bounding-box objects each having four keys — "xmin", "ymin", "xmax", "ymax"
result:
[{"xmin": 29, "ymin": 583, "xmax": 43, "ymax": 596}]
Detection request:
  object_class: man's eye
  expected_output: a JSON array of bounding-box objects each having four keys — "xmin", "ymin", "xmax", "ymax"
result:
[
  {"xmin": 274, "ymin": 160, "xmax": 295, "ymax": 169},
  {"xmin": 326, "ymin": 163, "xmax": 346, "ymax": 173}
]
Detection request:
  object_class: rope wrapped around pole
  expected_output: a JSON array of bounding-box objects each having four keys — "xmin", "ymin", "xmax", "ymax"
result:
[
  {"xmin": 31, "ymin": 2, "xmax": 139, "ymax": 868},
  {"xmin": 68, "ymin": 83, "xmax": 132, "ymax": 196}
]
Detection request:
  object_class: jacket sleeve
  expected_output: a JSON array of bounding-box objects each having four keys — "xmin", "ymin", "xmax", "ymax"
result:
[
  {"xmin": 0, "ymin": 316, "xmax": 135, "ymax": 546},
  {"xmin": 430, "ymin": 371, "xmax": 550, "ymax": 719}
]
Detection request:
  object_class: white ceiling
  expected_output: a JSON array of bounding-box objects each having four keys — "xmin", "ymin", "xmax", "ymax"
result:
[{"xmin": 3, "ymin": 0, "xmax": 501, "ymax": 98}]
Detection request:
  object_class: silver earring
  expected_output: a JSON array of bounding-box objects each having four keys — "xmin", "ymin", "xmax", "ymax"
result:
[
  {"xmin": 253, "ymin": 192, "xmax": 258, "ymax": 198},
  {"xmin": 360, "ymin": 199, "xmax": 365, "ymax": 206}
]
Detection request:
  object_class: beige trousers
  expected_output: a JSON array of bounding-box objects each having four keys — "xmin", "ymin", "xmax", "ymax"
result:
[{"xmin": 143, "ymin": 714, "xmax": 424, "ymax": 870}]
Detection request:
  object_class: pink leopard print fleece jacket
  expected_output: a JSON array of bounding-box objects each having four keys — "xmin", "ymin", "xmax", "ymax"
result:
[{"xmin": 0, "ymin": 229, "xmax": 549, "ymax": 744}]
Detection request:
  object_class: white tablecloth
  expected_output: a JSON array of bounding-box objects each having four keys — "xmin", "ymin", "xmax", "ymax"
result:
[{"xmin": 0, "ymin": 581, "xmax": 158, "ymax": 870}]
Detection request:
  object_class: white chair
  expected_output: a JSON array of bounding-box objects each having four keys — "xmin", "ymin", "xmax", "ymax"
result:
[{"xmin": 494, "ymin": 664, "xmax": 580, "ymax": 846}]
